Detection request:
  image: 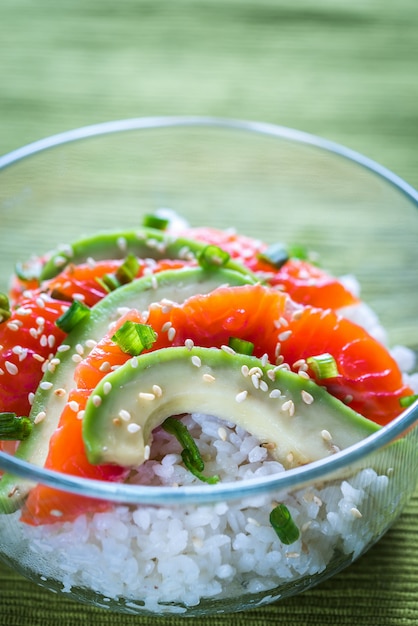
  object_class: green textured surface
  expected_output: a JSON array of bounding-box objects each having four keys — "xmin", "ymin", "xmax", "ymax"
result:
[{"xmin": 0, "ymin": 0, "xmax": 417, "ymax": 624}]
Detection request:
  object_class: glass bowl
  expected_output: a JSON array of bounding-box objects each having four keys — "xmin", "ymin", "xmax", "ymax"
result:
[{"xmin": 0, "ymin": 117, "xmax": 417, "ymax": 616}]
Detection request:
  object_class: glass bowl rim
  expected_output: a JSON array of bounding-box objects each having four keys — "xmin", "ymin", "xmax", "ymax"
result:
[{"xmin": 0, "ymin": 115, "xmax": 417, "ymax": 506}]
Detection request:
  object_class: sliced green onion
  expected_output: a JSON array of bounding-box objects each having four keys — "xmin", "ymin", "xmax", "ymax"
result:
[
  {"xmin": 0, "ymin": 293, "xmax": 11, "ymax": 324},
  {"xmin": 228, "ymin": 336, "xmax": 254, "ymax": 356},
  {"xmin": 162, "ymin": 417, "xmax": 204, "ymax": 471},
  {"xmin": 112, "ymin": 321, "xmax": 157, "ymax": 356},
  {"xmin": 257, "ymin": 243, "xmax": 289, "ymax": 269},
  {"xmin": 400, "ymin": 394, "xmax": 418, "ymax": 408},
  {"xmin": 198, "ymin": 245, "xmax": 230, "ymax": 270},
  {"xmin": 162, "ymin": 416, "xmax": 220, "ymax": 484},
  {"xmin": 55, "ymin": 300, "xmax": 91, "ymax": 333},
  {"xmin": 287, "ymin": 244, "xmax": 309, "ymax": 261},
  {"xmin": 115, "ymin": 254, "xmax": 140, "ymax": 284},
  {"xmin": 0, "ymin": 413, "xmax": 33, "ymax": 441},
  {"xmin": 97, "ymin": 254, "xmax": 140, "ymax": 293},
  {"xmin": 181, "ymin": 449, "xmax": 220, "ymax": 485},
  {"xmin": 142, "ymin": 214, "xmax": 169, "ymax": 230},
  {"xmin": 307, "ymin": 353, "xmax": 340, "ymax": 379},
  {"xmin": 270, "ymin": 503, "xmax": 300, "ymax": 545}
]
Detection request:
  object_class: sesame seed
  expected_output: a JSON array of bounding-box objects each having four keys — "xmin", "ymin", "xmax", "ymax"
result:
[
  {"xmin": 119, "ymin": 409, "xmax": 131, "ymax": 422},
  {"xmin": 117, "ymin": 236, "xmax": 128, "ymax": 252},
  {"xmin": 151, "ymin": 275, "xmax": 158, "ymax": 290},
  {"xmin": 167, "ymin": 327, "xmax": 176, "ymax": 342},
  {"xmin": 278, "ymin": 330, "xmax": 292, "ymax": 342},
  {"xmin": 92, "ymin": 395, "xmax": 102, "ymax": 407},
  {"xmin": 54, "ymin": 388, "xmax": 66, "ymax": 397},
  {"xmin": 138, "ymin": 392, "xmax": 156, "ymax": 401},
  {"xmin": 36, "ymin": 297, "xmax": 45, "ymax": 308},
  {"xmin": 6, "ymin": 322, "xmax": 20, "ymax": 332},
  {"xmin": 259, "ymin": 380, "xmax": 269, "ymax": 392},
  {"xmin": 241, "ymin": 365, "xmax": 249, "ymax": 377},
  {"xmin": 282, "ymin": 399, "xmax": 295, "ymax": 415},
  {"xmin": 285, "ymin": 552, "xmax": 300, "ymax": 559},
  {"xmin": 0, "ymin": 368, "xmax": 3, "ymax": 375},
  {"xmin": 251, "ymin": 374, "xmax": 260, "ymax": 389},
  {"xmin": 77, "ymin": 410, "xmax": 85, "ymax": 420},
  {"xmin": 72, "ymin": 293, "xmax": 86, "ymax": 302},
  {"xmin": 261, "ymin": 441, "xmax": 276, "ymax": 450},
  {"xmin": 185, "ymin": 338, "xmax": 194, "ymax": 351},
  {"xmin": 301, "ymin": 390, "xmax": 314, "ymax": 404},
  {"xmin": 130, "ymin": 357, "xmax": 139, "ymax": 369},
  {"xmin": 191, "ymin": 355, "xmax": 202, "ymax": 368},
  {"xmin": 321, "ymin": 429, "xmax": 332, "ymax": 442},
  {"xmin": 50, "ymin": 509, "xmax": 63, "ymax": 517},
  {"xmin": 221, "ymin": 344, "xmax": 235, "ymax": 355},
  {"xmin": 99, "ymin": 361, "xmax": 111, "ymax": 372},
  {"xmin": 298, "ymin": 370, "xmax": 310, "ymax": 380},
  {"xmin": 40, "ymin": 335, "xmax": 48, "ymax": 347},
  {"xmin": 269, "ymin": 389, "xmax": 282, "ymax": 399},
  {"xmin": 40, "ymin": 381, "xmax": 53, "ymax": 391},
  {"xmin": 28, "ymin": 392, "xmax": 35, "ymax": 405},
  {"xmin": 75, "ymin": 343, "xmax": 84, "ymax": 356},
  {"xmin": 85, "ymin": 339, "xmax": 97, "ymax": 349},
  {"xmin": 103, "ymin": 382, "xmax": 112, "ymax": 395},
  {"xmin": 34, "ymin": 411, "xmax": 47, "ymax": 424},
  {"xmin": 218, "ymin": 427, "xmax": 227, "ymax": 441},
  {"xmin": 69, "ymin": 401, "xmax": 80, "ymax": 412},
  {"xmin": 162, "ymin": 321, "xmax": 172, "ymax": 332},
  {"xmin": 71, "ymin": 354, "xmax": 83, "ymax": 363},
  {"xmin": 152, "ymin": 384, "xmax": 163, "ymax": 397},
  {"xmin": 313, "ymin": 495, "xmax": 322, "ymax": 507},
  {"xmin": 127, "ymin": 423, "xmax": 141, "ymax": 434},
  {"xmin": 57, "ymin": 344, "xmax": 71, "ymax": 353},
  {"xmin": 350, "ymin": 507, "xmax": 363, "ymax": 519},
  {"xmin": 260, "ymin": 353, "xmax": 269, "ymax": 367},
  {"xmin": 293, "ymin": 358, "xmax": 306, "ymax": 369},
  {"xmin": 5, "ymin": 361, "xmax": 18, "ymax": 375},
  {"xmin": 144, "ymin": 445, "xmax": 151, "ymax": 460},
  {"xmin": 202, "ymin": 373, "xmax": 215, "ymax": 383},
  {"xmin": 235, "ymin": 390, "xmax": 248, "ymax": 403}
]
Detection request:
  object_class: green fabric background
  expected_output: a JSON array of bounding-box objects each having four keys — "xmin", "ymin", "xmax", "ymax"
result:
[{"xmin": 0, "ymin": 1, "xmax": 417, "ymax": 624}]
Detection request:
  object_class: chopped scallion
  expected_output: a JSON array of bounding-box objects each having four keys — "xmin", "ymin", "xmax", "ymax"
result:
[
  {"xmin": 269, "ymin": 503, "xmax": 300, "ymax": 545},
  {"xmin": 400, "ymin": 394, "xmax": 418, "ymax": 408},
  {"xmin": 112, "ymin": 321, "xmax": 157, "ymax": 356},
  {"xmin": 198, "ymin": 245, "xmax": 230, "ymax": 270},
  {"xmin": 55, "ymin": 300, "xmax": 91, "ymax": 333},
  {"xmin": 257, "ymin": 243, "xmax": 289, "ymax": 269},
  {"xmin": 307, "ymin": 353, "xmax": 339, "ymax": 379},
  {"xmin": 162, "ymin": 416, "xmax": 220, "ymax": 484},
  {"xmin": 228, "ymin": 336, "xmax": 254, "ymax": 356},
  {"xmin": 97, "ymin": 254, "xmax": 140, "ymax": 293},
  {"xmin": 0, "ymin": 412, "xmax": 33, "ymax": 440},
  {"xmin": 0, "ymin": 293, "xmax": 11, "ymax": 324},
  {"xmin": 142, "ymin": 214, "xmax": 169, "ymax": 230}
]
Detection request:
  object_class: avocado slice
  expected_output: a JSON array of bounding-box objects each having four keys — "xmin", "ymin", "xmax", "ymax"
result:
[
  {"xmin": 0, "ymin": 267, "xmax": 254, "ymax": 511},
  {"xmin": 82, "ymin": 346, "xmax": 380, "ymax": 470},
  {"xmin": 38, "ymin": 227, "xmax": 254, "ymax": 281}
]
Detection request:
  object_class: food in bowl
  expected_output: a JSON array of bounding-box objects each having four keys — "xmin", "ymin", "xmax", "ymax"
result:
[{"xmin": 0, "ymin": 211, "xmax": 416, "ymax": 613}]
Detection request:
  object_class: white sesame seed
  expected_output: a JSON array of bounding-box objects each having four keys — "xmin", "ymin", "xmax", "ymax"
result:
[
  {"xmin": 71, "ymin": 354, "xmax": 82, "ymax": 363},
  {"xmin": 202, "ymin": 373, "xmax": 215, "ymax": 383},
  {"xmin": 278, "ymin": 330, "xmax": 292, "ymax": 342},
  {"xmin": 301, "ymin": 390, "xmax": 314, "ymax": 404},
  {"xmin": 167, "ymin": 327, "xmax": 176, "ymax": 341},
  {"xmin": 152, "ymin": 384, "xmax": 163, "ymax": 397},
  {"xmin": 92, "ymin": 395, "xmax": 102, "ymax": 407},
  {"xmin": 119, "ymin": 409, "xmax": 131, "ymax": 422},
  {"xmin": 127, "ymin": 423, "xmax": 141, "ymax": 434},
  {"xmin": 185, "ymin": 338, "xmax": 194, "ymax": 351},
  {"xmin": 218, "ymin": 427, "xmax": 227, "ymax": 441},
  {"xmin": 130, "ymin": 357, "xmax": 139, "ymax": 369},
  {"xmin": 298, "ymin": 370, "xmax": 310, "ymax": 380},
  {"xmin": 28, "ymin": 392, "xmax": 35, "ymax": 405},
  {"xmin": 99, "ymin": 361, "xmax": 111, "ymax": 372},
  {"xmin": 85, "ymin": 339, "xmax": 98, "ymax": 349},
  {"xmin": 221, "ymin": 344, "xmax": 235, "ymax": 355},
  {"xmin": 162, "ymin": 321, "xmax": 172, "ymax": 332},
  {"xmin": 77, "ymin": 410, "xmax": 85, "ymax": 420},
  {"xmin": 138, "ymin": 392, "xmax": 156, "ymax": 401},
  {"xmin": 235, "ymin": 390, "xmax": 248, "ymax": 403},
  {"xmin": 350, "ymin": 507, "xmax": 363, "ymax": 519},
  {"xmin": 251, "ymin": 374, "xmax": 260, "ymax": 389},
  {"xmin": 36, "ymin": 297, "xmax": 45, "ymax": 308},
  {"xmin": 241, "ymin": 364, "xmax": 249, "ymax": 377},
  {"xmin": 34, "ymin": 411, "xmax": 47, "ymax": 424},
  {"xmin": 144, "ymin": 444, "xmax": 151, "ymax": 460},
  {"xmin": 72, "ymin": 293, "xmax": 86, "ymax": 302},
  {"xmin": 50, "ymin": 509, "xmax": 63, "ymax": 517},
  {"xmin": 117, "ymin": 236, "xmax": 128, "ymax": 252},
  {"xmin": 69, "ymin": 401, "xmax": 80, "ymax": 412},
  {"xmin": 321, "ymin": 429, "xmax": 332, "ymax": 442},
  {"xmin": 103, "ymin": 382, "xmax": 112, "ymax": 395},
  {"xmin": 151, "ymin": 274, "xmax": 158, "ymax": 290},
  {"xmin": 269, "ymin": 389, "xmax": 282, "ymax": 399},
  {"xmin": 40, "ymin": 381, "xmax": 53, "ymax": 391},
  {"xmin": 39, "ymin": 335, "xmax": 48, "ymax": 347},
  {"xmin": 6, "ymin": 322, "xmax": 20, "ymax": 332},
  {"xmin": 57, "ymin": 344, "xmax": 71, "ymax": 353},
  {"xmin": 259, "ymin": 380, "xmax": 269, "ymax": 392},
  {"xmin": 282, "ymin": 399, "xmax": 295, "ymax": 415},
  {"xmin": 191, "ymin": 355, "xmax": 202, "ymax": 368},
  {"xmin": 75, "ymin": 343, "xmax": 84, "ymax": 356},
  {"xmin": 5, "ymin": 361, "xmax": 18, "ymax": 375}
]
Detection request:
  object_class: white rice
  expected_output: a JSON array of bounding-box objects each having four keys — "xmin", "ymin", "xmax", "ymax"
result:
[{"xmin": 0, "ymin": 411, "xmax": 397, "ymax": 613}]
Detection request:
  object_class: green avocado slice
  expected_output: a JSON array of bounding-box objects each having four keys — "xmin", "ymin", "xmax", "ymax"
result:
[
  {"xmin": 38, "ymin": 227, "xmax": 254, "ymax": 281},
  {"xmin": 82, "ymin": 346, "xmax": 380, "ymax": 470},
  {"xmin": 0, "ymin": 267, "xmax": 254, "ymax": 511}
]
